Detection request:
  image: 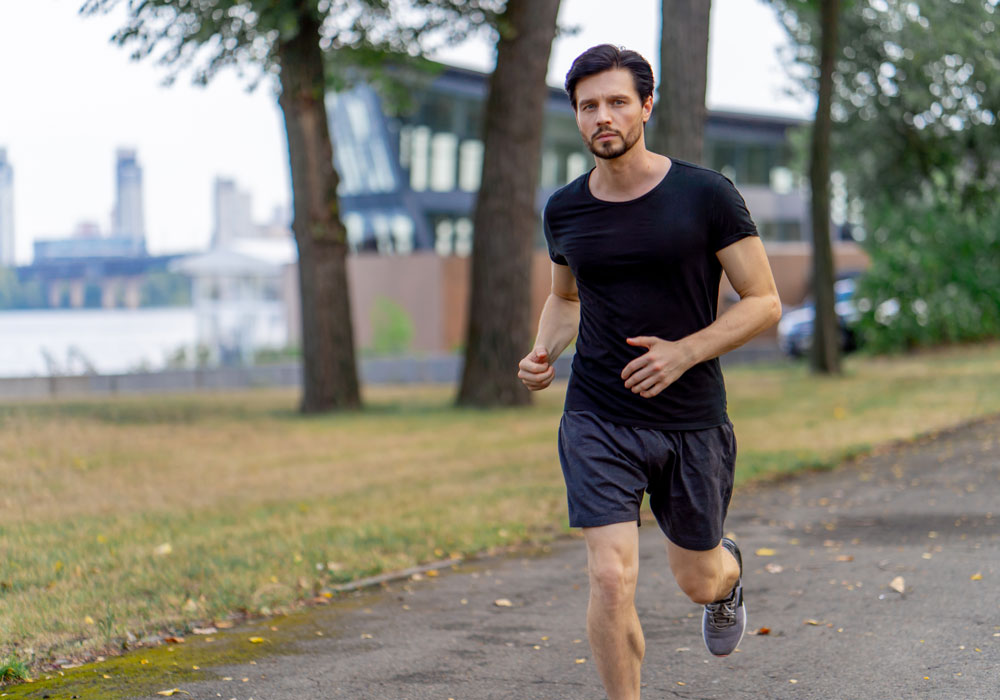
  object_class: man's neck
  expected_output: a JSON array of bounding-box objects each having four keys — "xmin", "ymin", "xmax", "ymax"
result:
[{"xmin": 589, "ymin": 144, "xmax": 671, "ymax": 202}]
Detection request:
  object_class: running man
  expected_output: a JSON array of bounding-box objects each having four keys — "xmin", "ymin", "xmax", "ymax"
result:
[{"xmin": 517, "ymin": 45, "xmax": 782, "ymax": 700}]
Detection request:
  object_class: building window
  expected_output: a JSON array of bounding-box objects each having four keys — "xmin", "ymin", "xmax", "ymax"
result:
[
  {"xmin": 409, "ymin": 126, "xmax": 431, "ymax": 192},
  {"xmin": 434, "ymin": 219, "xmax": 454, "ymax": 256},
  {"xmin": 454, "ymin": 218, "xmax": 473, "ymax": 257},
  {"xmin": 458, "ymin": 140, "xmax": 483, "ymax": 192},
  {"xmin": 759, "ymin": 220, "xmax": 803, "ymax": 242},
  {"xmin": 430, "ymin": 132, "xmax": 458, "ymax": 192},
  {"xmin": 540, "ymin": 150, "xmax": 559, "ymax": 188},
  {"xmin": 567, "ymin": 152, "xmax": 588, "ymax": 182},
  {"xmin": 391, "ymin": 215, "xmax": 415, "ymax": 255}
]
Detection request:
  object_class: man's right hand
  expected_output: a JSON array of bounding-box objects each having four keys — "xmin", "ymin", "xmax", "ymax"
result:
[{"xmin": 517, "ymin": 346, "xmax": 555, "ymax": 391}]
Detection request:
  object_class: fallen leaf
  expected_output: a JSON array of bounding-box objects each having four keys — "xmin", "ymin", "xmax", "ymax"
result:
[
  {"xmin": 155, "ymin": 690, "xmax": 190, "ymax": 696},
  {"xmin": 182, "ymin": 599, "xmax": 198, "ymax": 613},
  {"xmin": 575, "ymin": 658, "xmax": 586, "ymax": 664},
  {"xmin": 494, "ymin": 598, "xmax": 513, "ymax": 607},
  {"xmin": 425, "ymin": 570, "xmax": 440, "ymax": 578},
  {"xmin": 971, "ymin": 573, "xmax": 983, "ymax": 581},
  {"xmin": 140, "ymin": 659, "xmax": 149, "ymax": 665},
  {"xmin": 164, "ymin": 636, "xmax": 185, "ymax": 644},
  {"xmin": 765, "ymin": 563, "xmax": 784, "ymax": 574},
  {"xmin": 835, "ymin": 555, "xmax": 854, "ymax": 562},
  {"xmin": 755, "ymin": 548, "xmax": 777, "ymax": 557},
  {"xmin": 889, "ymin": 576, "xmax": 906, "ymax": 594},
  {"xmin": 248, "ymin": 637, "xmax": 265, "ymax": 644},
  {"xmin": 214, "ymin": 620, "xmax": 234, "ymax": 629},
  {"xmin": 84, "ymin": 616, "xmax": 95, "ymax": 625},
  {"xmin": 192, "ymin": 627, "xmax": 217, "ymax": 635},
  {"xmin": 153, "ymin": 543, "xmax": 173, "ymax": 557},
  {"xmin": 803, "ymin": 619, "xmax": 823, "ymax": 626},
  {"xmin": 753, "ymin": 627, "xmax": 771, "ymax": 635}
]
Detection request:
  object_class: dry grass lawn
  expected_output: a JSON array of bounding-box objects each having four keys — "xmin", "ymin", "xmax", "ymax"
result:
[{"xmin": 1, "ymin": 342, "xmax": 998, "ymax": 666}]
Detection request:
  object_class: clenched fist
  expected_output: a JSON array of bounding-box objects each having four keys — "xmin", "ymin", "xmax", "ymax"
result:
[{"xmin": 517, "ymin": 345, "xmax": 555, "ymax": 391}]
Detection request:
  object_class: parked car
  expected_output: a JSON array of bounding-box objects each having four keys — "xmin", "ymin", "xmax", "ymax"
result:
[{"xmin": 777, "ymin": 277, "xmax": 860, "ymax": 357}]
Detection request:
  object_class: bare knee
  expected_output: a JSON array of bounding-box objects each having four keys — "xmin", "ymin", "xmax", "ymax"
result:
[
  {"xmin": 675, "ymin": 571, "xmax": 722, "ymax": 605},
  {"xmin": 589, "ymin": 559, "xmax": 636, "ymax": 608}
]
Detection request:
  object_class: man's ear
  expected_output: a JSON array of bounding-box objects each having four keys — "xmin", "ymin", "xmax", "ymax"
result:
[{"xmin": 642, "ymin": 95, "xmax": 653, "ymax": 123}]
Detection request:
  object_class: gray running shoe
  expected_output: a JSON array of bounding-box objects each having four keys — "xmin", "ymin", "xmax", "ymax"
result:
[{"xmin": 702, "ymin": 537, "xmax": 746, "ymax": 657}]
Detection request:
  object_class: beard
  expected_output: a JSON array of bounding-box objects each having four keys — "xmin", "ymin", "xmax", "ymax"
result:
[{"xmin": 586, "ymin": 121, "xmax": 643, "ymax": 160}]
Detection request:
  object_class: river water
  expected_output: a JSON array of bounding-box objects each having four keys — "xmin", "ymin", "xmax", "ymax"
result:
[{"xmin": 0, "ymin": 308, "xmax": 198, "ymax": 377}]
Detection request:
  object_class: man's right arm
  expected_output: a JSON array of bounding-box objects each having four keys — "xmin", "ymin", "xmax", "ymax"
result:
[{"xmin": 517, "ymin": 262, "xmax": 580, "ymax": 391}]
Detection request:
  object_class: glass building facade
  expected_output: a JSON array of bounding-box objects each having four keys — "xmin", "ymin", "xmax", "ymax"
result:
[{"xmin": 330, "ymin": 65, "xmax": 810, "ymax": 255}]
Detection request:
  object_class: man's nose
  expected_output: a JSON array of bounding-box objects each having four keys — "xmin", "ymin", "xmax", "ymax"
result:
[{"xmin": 595, "ymin": 104, "xmax": 612, "ymax": 124}]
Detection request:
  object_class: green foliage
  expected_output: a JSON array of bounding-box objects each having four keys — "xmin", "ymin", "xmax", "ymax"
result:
[
  {"xmin": 80, "ymin": 0, "xmax": 501, "ymax": 87},
  {"xmin": 0, "ymin": 656, "xmax": 29, "ymax": 684},
  {"xmin": 768, "ymin": 0, "xmax": 1000, "ymax": 354},
  {"xmin": 854, "ymin": 193, "xmax": 1000, "ymax": 352},
  {"xmin": 770, "ymin": 0, "xmax": 1000, "ymax": 207},
  {"xmin": 369, "ymin": 297, "xmax": 414, "ymax": 357},
  {"xmin": 253, "ymin": 346, "xmax": 301, "ymax": 365},
  {"xmin": 140, "ymin": 271, "xmax": 192, "ymax": 307}
]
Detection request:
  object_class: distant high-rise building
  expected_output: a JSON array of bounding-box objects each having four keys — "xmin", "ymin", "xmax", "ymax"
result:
[
  {"xmin": 113, "ymin": 148, "xmax": 146, "ymax": 254},
  {"xmin": 0, "ymin": 148, "xmax": 14, "ymax": 266},
  {"xmin": 212, "ymin": 177, "xmax": 254, "ymax": 247}
]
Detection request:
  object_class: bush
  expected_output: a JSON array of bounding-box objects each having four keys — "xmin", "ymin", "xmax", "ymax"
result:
[
  {"xmin": 855, "ymin": 197, "xmax": 1000, "ymax": 353},
  {"xmin": 368, "ymin": 297, "xmax": 414, "ymax": 356}
]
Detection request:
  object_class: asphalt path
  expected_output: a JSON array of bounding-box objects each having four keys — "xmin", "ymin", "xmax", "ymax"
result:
[{"xmin": 139, "ymin": 415, "xmax": 999, "ymax": 699}]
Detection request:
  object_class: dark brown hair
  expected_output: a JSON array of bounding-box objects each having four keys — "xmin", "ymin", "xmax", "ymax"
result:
[{"xmin": 564, "ymin": 44, "xmax": 655, "ymax": 109}]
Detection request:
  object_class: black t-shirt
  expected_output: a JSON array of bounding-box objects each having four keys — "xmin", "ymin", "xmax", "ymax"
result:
[{"xmin": 542, "ymin": 159, "xmax": 759, "ymax": 430}]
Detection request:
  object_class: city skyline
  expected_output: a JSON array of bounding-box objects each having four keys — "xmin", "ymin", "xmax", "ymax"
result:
[
  {"xmin": 0, "ymin": 148, "xmax": 13, "ymax": 266},
  {"xmin": 0, "ymin": 0, "xmax": 809, "ymax": 264}
]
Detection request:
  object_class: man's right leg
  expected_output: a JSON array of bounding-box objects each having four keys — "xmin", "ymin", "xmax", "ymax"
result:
[{"xmin": 583, "ymin": 521, "xmax": 644, "ymax": 700}]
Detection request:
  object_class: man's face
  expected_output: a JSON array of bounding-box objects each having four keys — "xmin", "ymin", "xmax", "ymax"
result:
[{"xmin": 574, "ymin": 68, "xmax": 652, "ymax": 160}]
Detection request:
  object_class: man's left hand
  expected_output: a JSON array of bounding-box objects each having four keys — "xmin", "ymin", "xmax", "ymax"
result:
[{"xmin": 621, "ymin": 336, "xmax": 693, "ymax": 398}]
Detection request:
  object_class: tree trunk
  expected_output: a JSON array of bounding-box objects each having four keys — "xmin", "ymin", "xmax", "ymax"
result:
[
  {"xmin": 654, "ymin": 0, "xmax": 712, "ymax": 163},
  {"xmin": 456, "ymin": 0, "xmax": 561, "ymax": 408},
  {"xmin": 809, "ymin": 0, "xmax": 841, "ymax": 374},
  {"xmin": 277, "ymin": 9, "xmax": 361, "ymax": 412}
]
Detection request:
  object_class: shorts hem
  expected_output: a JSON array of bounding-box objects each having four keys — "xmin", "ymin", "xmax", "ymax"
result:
[
  {"xmin": 663, "ymin": 533, "xmax": 723, "ymax": 552},
  {"xmin": 569, "ymin": 513, "xmax": 640, "ymax": 529}
]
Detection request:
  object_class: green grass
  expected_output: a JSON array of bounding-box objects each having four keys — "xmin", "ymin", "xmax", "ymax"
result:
[
  {"xmin": 1, "ymin": 342, "xmax": 999, "ymax": 673},
  {"xmin": 0, "ymin": 658, "xmax": 29, "ymax": 684}
]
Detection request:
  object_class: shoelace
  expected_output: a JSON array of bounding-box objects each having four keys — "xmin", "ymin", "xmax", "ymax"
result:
[{"xmin": 705, "ymin": 593, "xmax": 737, "ymax": 628}]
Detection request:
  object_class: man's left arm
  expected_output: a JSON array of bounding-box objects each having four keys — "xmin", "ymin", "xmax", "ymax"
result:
[{"xmin": 622, "ymin": 236, "xmax": 782, "ymax": 398}]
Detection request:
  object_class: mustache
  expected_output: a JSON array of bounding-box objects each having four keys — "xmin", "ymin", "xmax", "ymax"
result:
[{"xmin": 592, "ymin": 128, "xmax": 620, "ymax": 140}]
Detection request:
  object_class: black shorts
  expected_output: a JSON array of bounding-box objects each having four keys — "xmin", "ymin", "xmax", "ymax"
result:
[{"xmin": 557, "ymin": 410, "xmax": 737, "ymax": 551}]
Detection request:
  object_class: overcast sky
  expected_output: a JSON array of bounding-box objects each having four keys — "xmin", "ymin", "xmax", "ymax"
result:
[{"xmin": 0, "ymin": 0, "xmax": 811, "ymax": 263}]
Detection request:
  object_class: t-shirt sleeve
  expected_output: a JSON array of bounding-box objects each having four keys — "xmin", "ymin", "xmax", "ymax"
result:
[
  {"xmin": 542, "ymin": 206, "xmax": 568, "ymax": 265},
  {"xmin": 710, "ymin": 174, "xmax": 759, "ymax": 252}
]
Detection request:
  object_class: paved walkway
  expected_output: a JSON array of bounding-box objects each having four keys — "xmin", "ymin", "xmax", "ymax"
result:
[{"xmin": 22, "ymin": 415, "xmax": 991, "ymax": 700}]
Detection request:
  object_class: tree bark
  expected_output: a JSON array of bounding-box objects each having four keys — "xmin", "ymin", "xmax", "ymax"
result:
[
  {"xmin": 809, "ymin": 0, "xmax": 842, "ymax": 374},
  {"xmin": 277, "ymin": 9, "xmax": 361, "ymax": 412},
  {"xmin": 654, "ymin": 0, "xmax": 712, "ymax": 163},
  {"xmin": 456, "ymin": 0, "xmax": 561, "ymax": 408}
]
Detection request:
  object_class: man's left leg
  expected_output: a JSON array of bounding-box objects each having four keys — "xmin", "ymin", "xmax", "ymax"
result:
[
  {"xmin": 666, "ymin": 539, "xmax": 739, "ymax": 606},
  {"xmin": 667, "ymin": 538, "xmax": 745, "ymax": 656}
]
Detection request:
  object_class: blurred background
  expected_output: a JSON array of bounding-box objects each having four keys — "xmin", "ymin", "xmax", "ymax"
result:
[{"xmin": 0, "ymin": 0, "xmax": 995, "ymax": 396}]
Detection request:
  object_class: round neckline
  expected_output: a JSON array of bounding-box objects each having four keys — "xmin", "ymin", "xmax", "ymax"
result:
[{"xmin": 583, "ymin": 158, "xmax": 676, "ymax": 205}]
